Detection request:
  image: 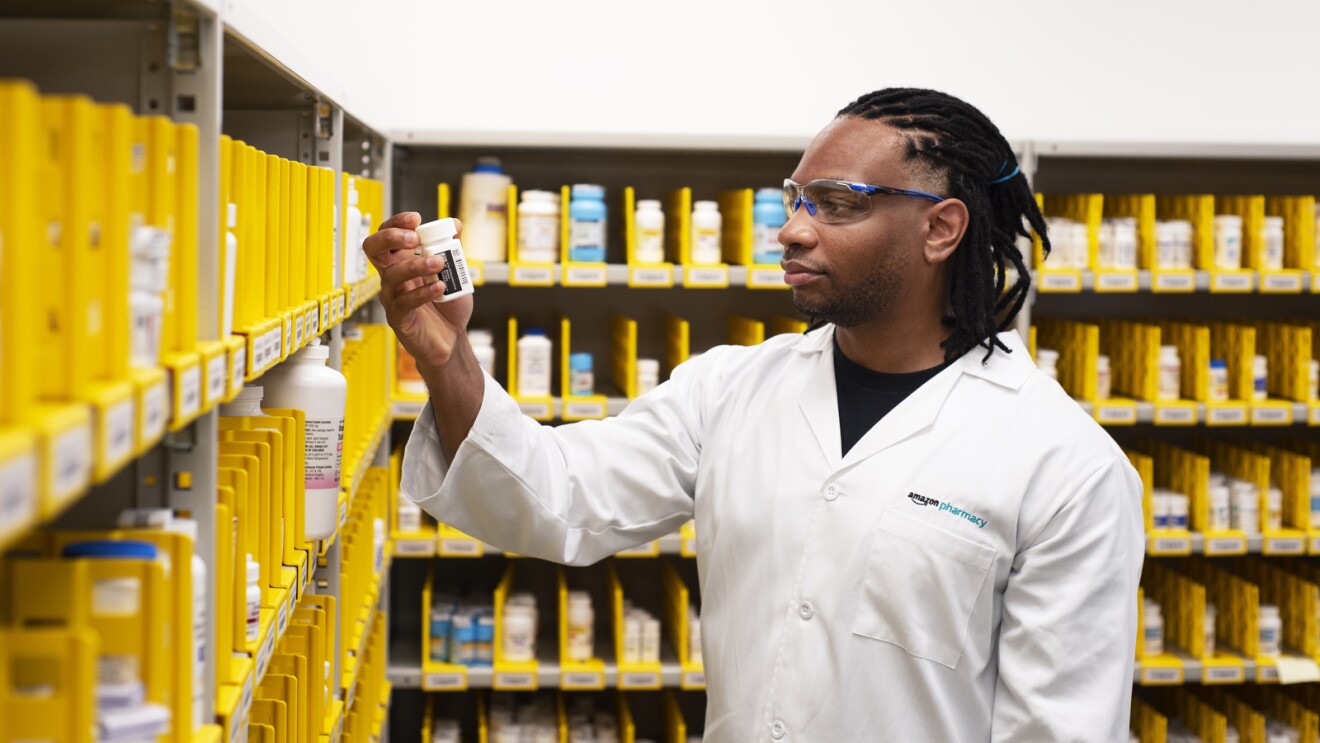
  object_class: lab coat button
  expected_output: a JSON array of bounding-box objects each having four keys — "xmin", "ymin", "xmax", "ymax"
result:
[
  {"xmin": 798, "ymin": 601, "xmax": 815, "ymax": 620},
  {"xmin": 770, "ymin": 720, "xmax": 787, "ymax": 739},
  {"xmin": 823, "ymin": 485, "xmax": 839, "ymax": 501}
]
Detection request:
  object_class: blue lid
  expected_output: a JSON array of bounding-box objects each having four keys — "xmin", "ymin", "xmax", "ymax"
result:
[
  {"xmin": 524, "ymin": 327, "xmax": 547, "ymax": 337},
  {"xmin": 1210, "ymin": 358, "xmax": 1227, "ymax": 368},
  {"xmin": 63, "ymin": 540, "xmax": 158, "ymax": 560},
  {"xmin": 569, "ymin": 352, "xmax": 593, "ymax": 370},
  {"xmin": 755, "ymin": 188, "xmax": 781, "ymax": 203},
  {"xmin": 472, "ymin": 157, "xmax": 503, "ymax": 175},
  {"xmin": 571, "ymin": 184, "xmax": 605, "ymax": 199}
]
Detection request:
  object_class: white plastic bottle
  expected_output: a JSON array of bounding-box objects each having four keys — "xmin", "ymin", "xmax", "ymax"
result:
[
  {"xmin": 622, "ymin": 611, "xmax": 642, "ymax": 664},
  {"xmin": 1155, "ymin": 221, "xmax": 1179, "ymax": 270},
  {"xmin": 469, "ymin": 329, "xmax": 496, "ymax": 376},
  {"xmin": 261, "ymin": 338, "xmax": 348, "ymax": 540},
  {"xmin": 1158, "ymin": 345, "xmax": 1181, "ymax": 401},
  {"xmin": 566, "ymin": 591, "xmax": 594, "ymax": 662},
  {"xmin": 634, "ymin": 200, "xmax": 665, "ymax": 264},
  {"xmin": 1230, "ymin": 479, "xmax": 1260, "ymax": 534},
  {"xmin": 397, "ymin": 494, "xmax": 421, "ymax": 533},
  {"xmin": 172, "ymin": 517, "xmax": 208, "ymax": 731},
  {"xmin": 343, "ymin": 181, "xmax": 363, "ymax": 284},
  {"xmin": 415, "ymin": 218, "xmax": 474, "ymax": 303},
  {"xmin": 1205, "ymin": 603, "xmax": 1217, "ymax": 657},
  {"xmin": 502, "ymin": 604, "xmax": 536, "ymax": 663},
  {"xmin": 1258, "ymin": 604, "xmax": 1282, "ymax": 657},
  {"xmin": 245, "ymin": 555, "xmax": 261, "ymax": 643},
  {"xmin": 1144, "ymin": 601, "xmax": 1164, "ymax": 656},
  {"xmin": 1171, "ymin": 220, "xmax": 1194, "ymax": 269},
  {"xmin": 1168, "ymin": 493, "xmax": 1189, "ymax": 530},
  {"xmin": 1252, "ymin": 354, "xmax": 1268, "ymax": 401},
  {"xmin": 1035, "ymin": 348, "xmax": 1059, "ymax": 381},
  {"xmin": 517, "ymin": 190, "xmax": 560, "ymax": 263},
  {"xmin": 641, "ymin": 617, "xmax": 661, "ymax": 663},
  {"xmin": 1096, "ymin": 354, "xmax": 1111, "ymax": 400},
  {"xmin": 517, "ymin": 329, "xmax": 553, "ymax": 398},
  {"xmin": 635, "ymin": 358, "xmax": 660, "ymax": 396},
  {"xmin": 1208, "ymin": 481, "xmax": 1231, "ymax": 531},
  {"xmin": 690, "ymin": 201, "xmax": 722, "ymax": 265},
  {"xmin": 1209, "ymin": 359, "xmax": 1229, "ymax": 402},
  {"xmin": 1261, "ymin": 216, "xmax": 1285, "ymax": 271},
  {"xmin": 1266, "ymin": 486, "xmax": 1284, "ymax": 531},
  {"xmin": 1213, "ymin": 214, "xmax": 1243, "ymax": 270},
  {"xmin": 458, "ymin": 157, "xmax": 512, "ymax": 263}
]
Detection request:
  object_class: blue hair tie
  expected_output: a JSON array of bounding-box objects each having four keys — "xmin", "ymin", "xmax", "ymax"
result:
[{"xmin": 989, "ymin": 160, "xmax": 1019, "ymax": 185}]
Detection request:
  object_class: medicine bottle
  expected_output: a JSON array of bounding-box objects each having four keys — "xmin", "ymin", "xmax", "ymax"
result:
[
  {"xmin": 752, "ymin": 188, "xmax": 786, "ymax": 264},
  {"xmin": 1213, "ymin": 214, "xmax": 1243, "ymax": 270},
  {"xmin": 1208, "ymin": 358, "xmax": 1229, "ymax": 402},
  {"xmin": 1230, "ymin": 479, "xmax": 1259, "ymax": 533},
  {"xmin": 566, "ymin": 591, "xmax": 594, "ymax": 662},
  {"xmin": 569, "ymin": 184, "xmax": 607, "ymax": 263},
  {"xmin": 622, "ymin": 610, "xmax": 642, "ymax": 664},
  {"xmin": 1155, "ymin": 221, "xmax": 1179, "ymax": 270},
  {"xmin": 634, "ymin": 200, "xmax": 665, "ymax": 264},
  {"xmin": 1261, "ymin": 216, "xmax": 1285, "ymax": 271},
  {"xmin": 1311, "ymin": 467, "xmax": 1320, "ymax": 529},
  {"xmin": 1143, "ymin": 600, "xmax": 1164, "ymax": 656},
  {"xmin": 517, "ymin": 329, "xmax": 553, "ymax": 398},
  {"xmin": 690, "ymin": 201, "xmax": 722, "ymax": 266},
  {"xmin": 469, "ymin": 329, "xmax": 496, "ymax": 377},
  {"xmin": 458, "ymin": 157, "xmax": 512, "ymax": 263},
  {"xmin": 1168, "ymin": 493, "xmax": 1189, "ymax": 530},
  {"xmin": 569, "ymin": 353, "xmax": 594, "ymax": 396},
  {"xmin": 1258, "ymin": 604, "xmax": 1282, "ymax": 657},
  {"xmin": 1152, "ymin": 489, "xmax": 1172, "ymax": 530},
  {"xmin": 1158, "ymin": 346, "xmax": 1181, "ymax": 401},
  {"xmin": 1265, "ymin": 486, "xmax": 1284, "ymax": 531},
  {"xmin": 414, "ymin": 218, "xmax": 475, "ymax": 303},
  {"xmin": 688, "ymin": 607, "xmax": 702, "ymax": 665},
  {"xmin": 397, "ymin": 493, "xmax": 421, "ymax": 533},
  {"xmin": 641, "ymin": 617, "xmax": 661, "ymax": 663},
  {"xmin": 261, "ymin": 339, "xmax": 348, "ymax": 540},
  {"xmin": 1252, "ymin": 355, "xmax": 1268, "ymax": 401},
  {"xmin": 1208, "ymin": 482, "xmax": 1230, "ymax": 531},
  {"xmin": 245, "ymin": 555, "xmax": 261, "ymax": 643},
  {"xmin": 1096, "ymin": 354, "xmax": 1111, "ymax": 400},
  {"xmin": 635, "ymin": 358, "xmax": 660, "ymax": 396},
  {"xmin": 62, "ymin": 540, "xmax": 159, "ymax": 693},
  {"xmin": 517, "ymin": 190, "xmax": 560, "ymax": 263},
  {"xmin": 1035, "ymin": 348, "xmax": 1059, "ymax": 381},
  {"xmin": 502, "ymin": 604, "xmax": 536, "ymax": 663},
  {"xmin": 344, "ymin": 181, "xmax": 363, "ymax": 284},
  {"xmin": 1204, "ymin": 603, "xmax": 1217, "ymax": 657}
]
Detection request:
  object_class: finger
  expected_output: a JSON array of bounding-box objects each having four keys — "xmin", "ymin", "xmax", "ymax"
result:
[
  {"xmin": 381, "ymin": 253, "xmax": 444, "ymax": 289},
  {"xmin": 377, "ymin": 212, "xmax": 422, "ymax": 232},
  {"xmin": 363, "ymin": 227, "xmax": 421, "ymax": 268},
  {"xmin": 390, "ymin": 280, "xmax": 447, "ymax": 315}
]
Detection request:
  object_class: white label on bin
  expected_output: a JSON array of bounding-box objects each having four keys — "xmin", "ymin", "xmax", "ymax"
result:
[
  {"xmin": 231, "ymin": 347, "xmax": 247, "ymax": 391},
  {"xmin": 1039, "ymin": 272, "xmax": 1081, "ymax": 292},
  {"xmin": 1205, "ymin": 665, "xmax": 1245, "ymax": 683},
  {"xmin": 1153, "ymin": 273, "xmax": 1194, "ymax": 291},
  {"xmin": 395, "ymin": 539, "xmax": 433, "ymax": 557},
  {"xmin": 0, "ymin": 451, "xmax": 38, "ymax": 533},
  {"xmin": 1141, "ymin": 666, "xmax": 1182, "ymax": 684},
  {"xmin": 1261, "ymin": 273, "xmax": 1302, "ymax": 292},
  {"xmin": 562, "ymin": 671, "xmax": 603, "ymax": 689},
  {"xmin": 1095, "ymin": 404, "xmax": 1136, "ymax": 424},
  {"xmin": 440, "ymin": 538, "xmax": 479, "ymax": 556},
  {"xmin": 307, "ymin": 311, "xmax": 318, "ymax": 337},
  {"xmin": 1154, "ymin": 405, "xmax": 1195, "ymax": 425},
  {"xmin": 52, "ymin": 422, "xmax": 92, "ymax": 499},
  {"xmin": 1212, "ymin": 273, "xmax": 1253, "ymax": 292},
  {"xmin": 685, "ymin": 267, "xmax": 728, "ymax": 287},
  {"xmin": 207, "ymin": 354, "xmax": 228, "ymax": 402},
  {"xmin": 1151, "ymin": 537, "xmax": 1191, "ymax": 554},
  {"xmin": 104, "ymin": 398, "xmax": 136, "ymax": 466},
  {"xmin": 424, "ymin": 672, "xmax": 464, "ymax": 690},
  {"xmin": 256, "ymin": 625, "xmax": 275, "ymax": 679},
  {"xmin": 1258, "ymin": 664, "xmax": 1279, "ymax": 682},
  {"xmin": 1096, "ymin": 272, "xmax": 1137, "ymax": 291},
  {"xmin": 620, "ymin": 672, "xmax": 660, "ymax": 688},
  {"xmin": 1206, "ymin": 536, "xmax": 1246, "ymax": 555},
  {"xmin": 1207, "ymin": 406, "xmax": 1247, "ymax": 425},
  {"xmin": 144, "ymin": 381, "xmax": 169, "ymax": 440},
  {"xmin": 493, "ymin": 671, "xmax": 534, "ymax": 689},
  {"xmin": 179, "ymin": 365, "xmax": 201, "ymax": 418},
  {"xmin": 747, "ymin": 268, "xmax": 786, "ymax": 288},
  {"xmin": 564, "ymin": 266, "xmax": 606, "ymax": 285},
  {"xmin": 629, "ymin": 267, "xmax": 672, "ymax": 286},
  {"xmin": 1251, "ymin": 406, "xmax": 1291, "ymax": 425},
  {"xmin": 563, "ymin": 401, "xmax": 605, "ymax": 419},
  {"xmin": 278, "ymin": 596, "xmax": 290, "ymax": 635},
  {"xmin": 1264, "ymin": 537, "xmax": 1304, "ymax": 555},
  {"xmin": 512, "ymin": 265, "xmax": 553, "ymax": 284},
  {"xmin": 682, "ymin": 670, "xmax": 706, "ymax": 688}
]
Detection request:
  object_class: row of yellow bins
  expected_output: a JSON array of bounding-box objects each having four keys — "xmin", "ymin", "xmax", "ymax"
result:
[{"xmin": 423, "ymin": 690, "xmax": 707, "ymax": 743}]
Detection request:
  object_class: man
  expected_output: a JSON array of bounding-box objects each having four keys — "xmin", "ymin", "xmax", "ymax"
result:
[{"xmin": 367, "ymin": 88, "xmax": 1143, "ymax": 742}]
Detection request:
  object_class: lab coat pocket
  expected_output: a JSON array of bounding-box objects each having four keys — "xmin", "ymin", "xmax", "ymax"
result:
[{"xmin": 852, "ymin": 507, "xmax": 996, "ymax": 669}]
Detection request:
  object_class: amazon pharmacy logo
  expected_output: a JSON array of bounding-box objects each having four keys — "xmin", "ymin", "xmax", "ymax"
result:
[{"xmin": 906, "ymin": 492, "xmax": 989, "ymax": 530}]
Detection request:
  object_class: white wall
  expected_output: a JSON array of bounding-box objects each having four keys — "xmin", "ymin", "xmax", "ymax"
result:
[{"xmin": 248, "ymin": 0, "xmax": 1320, "ymax": 146}]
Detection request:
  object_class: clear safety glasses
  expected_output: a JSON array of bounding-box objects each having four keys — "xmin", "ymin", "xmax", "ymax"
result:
[{"xmin": 782, "ymin": 178, "xmax": 946, "ymax": 224}]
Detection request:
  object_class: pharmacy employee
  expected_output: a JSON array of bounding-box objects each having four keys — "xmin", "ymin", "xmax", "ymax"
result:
[{"xmin": 371, "ymin": 88, "xmax": 1144, "ymax": 742}]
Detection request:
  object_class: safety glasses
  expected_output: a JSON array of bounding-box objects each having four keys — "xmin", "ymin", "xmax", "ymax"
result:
[{"xmin": 783, "ymin": 178, "xmax": 946, "ymax": 224}]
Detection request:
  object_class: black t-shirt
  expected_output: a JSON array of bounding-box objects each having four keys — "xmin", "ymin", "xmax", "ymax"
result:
[{"xmin": 834, "ymin": 339, "xmax": 951, "ymax": 456}]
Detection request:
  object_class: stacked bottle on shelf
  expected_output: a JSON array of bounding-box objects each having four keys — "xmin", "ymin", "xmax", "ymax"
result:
[{"xmin": 1133, "ymin": 686, "xmax": 1318, "ymax": 743}]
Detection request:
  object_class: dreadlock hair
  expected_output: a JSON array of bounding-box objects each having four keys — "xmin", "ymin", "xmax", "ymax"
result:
[{"xmin": 833, "ymin": 88, "xmax": 1049, "ymax": 363}]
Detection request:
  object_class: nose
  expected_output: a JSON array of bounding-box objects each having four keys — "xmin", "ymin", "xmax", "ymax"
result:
[{"xmin": 779, "ymin": 202, "xmax": 818, "ymax": 252}]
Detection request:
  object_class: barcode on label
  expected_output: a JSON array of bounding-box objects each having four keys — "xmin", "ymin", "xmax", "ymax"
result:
[
  {"xmin": 180, "ymin": 366, "xmax": 201, "ymax": 415},
  {"xmin": 308, "ymin": 311, "xmax": 319, "ymax": 336},
  {"xmin": 1205, "ymin": 666, "xmax": 1244, "ymax": 683},
  {"xmin": 145, "ymin": 382, "xmax": 168, "ymax": 437},
  {"xmin": 424, "ymin": 673, "xmax": 464, "ymax": 690},
  {"xmin": 53, "ymin": 423, "xmax": 92, "ymax": 498},
  {"xmin": 208, "ymin": 355, "xmax": 227, "ymax": 400},
  {"xmin": 1141, "ymin": 667, "xmax": 1181, "ymax": 684},
  {"xmin": 562, "ymin": 672, "xmax": 603, "ymax": 688},
  {"xmin": 620, "ymin": 672, "xmax": 660, "ymax": 688},
  {"xmin": 231, "ymin": 348, "xmax": 247, "ymax": 391}
]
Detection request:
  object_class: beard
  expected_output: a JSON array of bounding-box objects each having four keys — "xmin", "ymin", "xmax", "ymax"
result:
[{"xmin": 788, "ymin": 253, "xmax": 903, "ymax": 329}]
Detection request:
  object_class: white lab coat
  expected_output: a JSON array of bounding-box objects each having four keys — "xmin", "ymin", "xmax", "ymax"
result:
[{"xmin": 402, "ymin": 327, "xmax": 1144, "ymax": 742}]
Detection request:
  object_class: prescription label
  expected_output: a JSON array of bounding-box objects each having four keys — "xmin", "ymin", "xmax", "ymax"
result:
[
  {"xmin": 423, "ymin": 672, "xmax": 466, "ymax": 691},
  {"xmin": 1210, "ymin": 271, "xmax": 1253, "ymax": 293},
  {"xmin": 563, "ymin": 265, "xmax": 607, "ymax": 287},
  {"xmin": 1259, "ymin": 272, "xmax": 1303, "ymax": 293},
  {"xmin": 104, "ymin": 398, "xmax": 136, "ymax": 467},
  {"xmin": 619, "ymin": 671, "xmax": 662, "ymax": 689},
  {"xmin": 747, "ymin": 267, "xmax": 789, "ymax": 289},
  {"xmin": 1037, "ymin": 271, "xmax": 1082, "ymax": 293},
  {"xmin": 0, "ymin": 450, "xmax": 37, "ymax": 538},
  {"xmin": 1095, "ymin": 270, "xmax": 1138, "ymax": 292},
  {"xmin": 684, "ymin": 266, "xmax": 729, "ymax": 288},
  {"xmin": 561, "ymin": 670, "xmax": 605, "ymax": 690},
  {"xmin": 510, "ymin": 264, "xmax": 554, "ymax": 286},
  {"xmin": 1152, "ymin": 272, "xmax": 1196, "ymax": 292},
  {"xmin": 628, "ymin": 265, "xmax": 674, "ymax": 288},
  {"xmin": 52, "ymin": 421, "xmax": 93, "ymax": 500},
  {"xmin": 492, "ymin": 671, "xmax": 536, "ymax": 691},
  {"xmin": 1205, "ymin": 536, "xmax": 1247, "ymax": 556}
]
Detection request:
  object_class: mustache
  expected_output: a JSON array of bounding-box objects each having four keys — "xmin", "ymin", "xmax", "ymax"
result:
[{"xmin": 781, "ymin": 249, "xmax": 824, "ymax": 272}]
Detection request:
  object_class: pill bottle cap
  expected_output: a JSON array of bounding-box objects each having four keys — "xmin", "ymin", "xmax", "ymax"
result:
[
  {"xmin": 247, "ymin": 555, "xmax": 261, "ymax": 583},
  {"xmin": 524, "ymin": 327, "xmax": 547, "ymax": 337},
  {"xmin": 472, "ymin": 156, "xmax": 503, "ymax": 174},
  {"xmin": 291, "ymin": 337, "xmax": 329, "ymax": 362},
  {"xmin": 636, "ymin": 200, "xmax": 662, "ymax": 211},
  {"xmin": 636, "ymin": 358, "xmax": 660, "ymax": 375},
  {"xmin": 755, "ymin": 188, "xmax": 781, "ymax": 202},
  {"xmin": 1210, "ymin": 358, "xmax": 1227, "ymax": 369},
  {"xmin": 693, "ymin": 200, "xmax": 719, "ymax": 211},
  {"xmin": 232, "ymin": 385, "xmax": 264, "ymax": 403},
  {"xmin": 63, "ymin": 540, "xmax": 158, "ymax": 560},
  {"xmin": 416, "ymin": 218, "xmax": 458, "ymax": 245},
  {"xmin": 571, "ymin": 184, "xmax": 605, "ymax": 199},
  {"xmin": 469, "ymin": 329, "xmax": 493, "ymax": 346},
  {"xmin": 569, "ymin": 353, "xmax": 593, "ymax": 371},
  {"xmin": 523, "ymin": 190, "xmax": 558, "ymax": 203}
]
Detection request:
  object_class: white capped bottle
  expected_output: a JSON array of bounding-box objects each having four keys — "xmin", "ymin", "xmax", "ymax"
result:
[
  {"xmin": 469, "ymin": 329, "xmax": 496, "ymax": 376},
  {"xmin": 634, "ymin": 200, "xmax": 665, "ymax": 264},
  {"xmin": 1213, "ymin": 214, "xmax": 1243, "ymax": 270},
  {"xmin": 415, "ymin": 218, "xmax": 474, "ymax": 303},
  {"xmin": 344, "ymin": 181, "xmax": 363, "ymax": 283},
  {"xmin": 517, "ymin": 190, "xmax": 560, "ymax": 263},
  {"xmin": 517, "ymin": 329, "xmax": 553, "ymax": 398},
  {"xmin": 690, "ymin": 201, "xmax": 722, "ymax": 265},
  {"xmin": 261, "ymin": 338, "xmax": 348, "ymax": 540},
  {"xmin": 1158, "ymin": 346, "xmax": 1181, "ymax": 401},
  {"xmin": 458, "ymin": 157, "xmax": 512, "ymax": 263},
  {"xmin": 1261, "ymin": 216, "xmax": 1285, "ymax": 271}
]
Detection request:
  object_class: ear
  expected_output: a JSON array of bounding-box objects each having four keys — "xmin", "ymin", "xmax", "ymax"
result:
[{"xmin": 923, "ymin": 198, "xmax": 969, "ymax": 265}]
